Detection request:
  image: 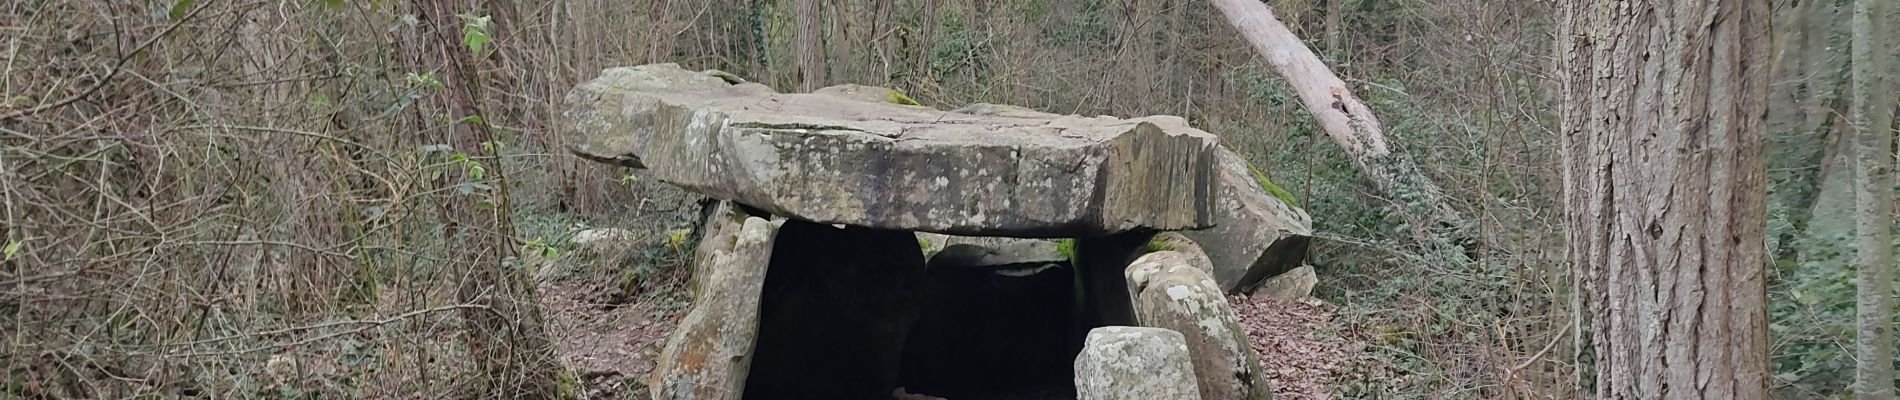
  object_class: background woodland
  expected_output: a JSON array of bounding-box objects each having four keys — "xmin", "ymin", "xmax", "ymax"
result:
[{"xmin": 0, "ymin": 0, "xmax": 1892, "ymax": 398}]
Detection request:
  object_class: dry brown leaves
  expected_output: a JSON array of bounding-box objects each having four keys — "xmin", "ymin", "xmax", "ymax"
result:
[
  {"xmin": 540, "ymin": 280, "xmax": 682, "ymax": 399},
  {"xmin": 1232, "ymin": 294, "xmax": 1353, "ymax": 400}
]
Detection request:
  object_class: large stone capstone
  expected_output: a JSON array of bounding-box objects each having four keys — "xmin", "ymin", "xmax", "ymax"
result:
[{"xmin": 565, "ymin": 63, "xmax": 1220, "ymax": 237}]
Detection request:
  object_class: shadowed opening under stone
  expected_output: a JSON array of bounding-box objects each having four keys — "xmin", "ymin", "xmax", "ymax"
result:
[{"xmin": 738, "ymin": 219, "xmax": 1155, "ymax": 400}]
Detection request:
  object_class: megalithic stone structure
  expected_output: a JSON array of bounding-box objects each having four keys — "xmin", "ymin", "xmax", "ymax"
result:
[{"xmin": 563, "ymin": 64, "xmax": 1308, "ymax": 400}]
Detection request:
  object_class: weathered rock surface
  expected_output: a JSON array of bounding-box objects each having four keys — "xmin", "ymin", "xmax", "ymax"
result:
[
  {"xmin": 1151, "ymin": 232, "xmax": 1216, "ymax": 273},
  {"xmin": 1130, "ymin": 252, "xmax": 1273, "ymax": 400},
  {"xmin": 743, "ymin": 219, "xmax": 926, "ymax": 399},
  {"xmin": 650, "ymin": 215, "xmax": 780, "ymax": 400},
  {"xmin": 1125, "ymin": 251, "xmax": 1212, "ymax": 303},
  {"xmin": 1073, "ymin": 326, "xmax": 1203, "ymax": 400},
  {"xmin": 903, "ymin": 240, "xmax": 1078, "ymax": 397},
  {"xmin": 1252, "ymin": 265, "xmax": 1317, "ymax": 302},
  {"xmin": 1182, "ymin": 147, "xmax": 1313, "ymax": 294},
  {"xmin": 566, "ymin": 63, "xmax": 1220, "ymax": 237},
  {"xmin": 915, "ymin": 232, "xmax": 1066, "ymax": 265}
]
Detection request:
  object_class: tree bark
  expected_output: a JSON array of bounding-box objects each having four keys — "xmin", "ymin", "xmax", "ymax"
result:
[
  {"xmin": 794, "ymin": 0, "xmax": 825, "ymax": 92},
  {"xmin": 1205, "ymin": 0, "xmax": 1475, "ymax": 261},
  {"xmin": 917, "ymin": 0, "xmax": 938, "ymax": 80},
  {"xmin": 1557, "ymin": 0, "xmax": 1772, "ymax": 399},
  {"xmin": 1850, "ymin": 0, "xmax": 1897, "ymax": 397},
  {"xmin": 417, "ymin": 0, "xmax": 569, "ymax": 396}
]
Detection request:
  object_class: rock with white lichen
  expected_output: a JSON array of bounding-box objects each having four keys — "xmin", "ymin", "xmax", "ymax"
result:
[
  {"xmin": 565, "ymin": 63, "xmax": 1220, "ymax": 237},
  {"xmin": 1073, "ymin": 326, "xmax": 1203, "ymax": 400},
  {"xmin": 1129, "ymin": 251, "xmax": 1273, "ymax": 400}
]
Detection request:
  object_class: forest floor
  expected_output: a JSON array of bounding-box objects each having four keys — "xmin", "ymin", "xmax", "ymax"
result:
[
  {"xmin": 539, "ymin": 272, "xmax": 1356, "ymax": 400},
  {"xmin": 541, "ymin": 280, "xmax": 679, "ymax": 399}
]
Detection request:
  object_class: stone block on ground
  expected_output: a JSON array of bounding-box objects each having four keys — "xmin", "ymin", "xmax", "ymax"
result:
[
  {"xmin": 1252, "ymin": 265, "xmax": 1317, "ymax": 302},
  {"xmin": 1073, "ymin": 326, "xmax": 1203, "ymax": 400}
]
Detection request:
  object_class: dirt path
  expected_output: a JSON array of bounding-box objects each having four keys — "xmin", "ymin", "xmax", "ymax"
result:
[{"xmin": 541, "ymin": 281, "xmax": 680, "ymax": 399}]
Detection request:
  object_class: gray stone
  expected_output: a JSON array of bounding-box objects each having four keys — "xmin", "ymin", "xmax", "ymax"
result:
[
  {"xmin": 571, "ymin": 227, "xmax": 637, "ymax": 251},
  {"xmin": 1073, "ymin": 326, "xmax": 1203, "ymax": 400},
  {"xmin": 566, "ymin": 63, "xmax": 1219, "ymax": 237},
  {"xmin": 1151, "ymin": 232, "xmax": 1216, "ymax": 273},
  {"xmin": 1252, "ymin": 265, "xmax": 1317, "ymax": 302},
  {"xmin": 1125, "ymin": 251, "xmax": 1212, "ymax": 305},
  {"xmin": 650, "ymin": 215, "xmax": 781, "ymax": 400},
  {"xmin": 915, "ymin": 232, "xmax": 1066, "ymax": 266},
  {"xmin": 1181, "ymin": 147, "xmax": 1313, "ymax": 294},
  {"xmin": 1130, "ymin": 258, "xmax": 1272, "ymax": 400}
]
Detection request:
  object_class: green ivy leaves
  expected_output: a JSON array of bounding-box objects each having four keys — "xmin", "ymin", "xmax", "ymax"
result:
[
  {"xmin": 458, "ymin": 14, "xmax": 491, "ymax": 54},
  {"xmin": 167, "ymin": 0, "xmax": 193, "ymax": 21},
  {"xmin": 4, "ymin": 239, "xmax": 21, "ymax": 262}
]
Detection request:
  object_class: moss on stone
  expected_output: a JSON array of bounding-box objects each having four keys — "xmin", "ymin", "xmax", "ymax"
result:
[
  {"xmin": 886, "ymin": 90, "xmax": 921, "ymax": 106},
  {"xmin": 1243, "ymin": 159, "xmax": 1300, "ymax": 207},
  {"xmin": 1142, "ymin": 237, "xmax": 1174, "ymax": 254},
  {"xmin": 917, "ymin": 237, "xmax": 935, "ymax": 256}
]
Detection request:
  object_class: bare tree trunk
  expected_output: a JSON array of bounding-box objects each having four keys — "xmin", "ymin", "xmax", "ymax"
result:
[
  {"xmin": 795, "ymin": 0, "xmax": 824, "ymax": 91},
  {"xmin": 417, "ymin": 0, "xmax": 569, "ymax": 396},
  {"xmin": 1557, "ymin": 0, "xmax": 1772, "ymax": 398},
  {"xmin": 916, "ymin": 0, "xmax": 938, "ymax": 80},
  {"xmin": 1851, "ymin": 0, "xmax": 1898, "ymax": 397},
  {"xmin": 1205, "ymin": 0, "xmax": 1475, "ymax": 261}
]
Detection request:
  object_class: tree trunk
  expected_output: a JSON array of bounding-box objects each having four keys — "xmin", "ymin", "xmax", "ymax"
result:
[
  {"xmin": 1850, "ymin": 0, "xmax": 1897, "ymax": 397},
  {"xmin": 794, "ymin": 0, "xmax": 824, "ymax": 91},
  {"xmin": 917, "ymin": 0, "xmax": 938, "ymax": 80},
  {"xmin": 417, "ymin": 0, "xmax": 569, "ymax": 397},
  {"xmin": 1557, "ymin": 0, "xmax": 1772, "ymax": 398},
  {"xmin": 1205, "ymin": 0, "xmax": 1476, "ymax": 262}
]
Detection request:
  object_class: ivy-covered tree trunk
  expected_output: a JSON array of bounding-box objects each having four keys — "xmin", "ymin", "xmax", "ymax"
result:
[
  {"xmin": 417, "ymin": 0, "xmax": 570, "ymax": 397},
  {"xmin": 1557, "ymin": 0, "xmax": 1772, "ymax": 398},
  {"xmin": 1850, "ymin": 0, "xmax": 1897, "ymax": 397}
]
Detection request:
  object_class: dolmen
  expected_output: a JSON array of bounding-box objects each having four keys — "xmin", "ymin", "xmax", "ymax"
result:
[{"xmin": 565, "ymin": 64, "xmax": 1311, "ymax": 400}]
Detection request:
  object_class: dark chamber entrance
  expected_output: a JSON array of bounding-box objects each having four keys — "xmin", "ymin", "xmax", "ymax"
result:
[
  {"xmin": 739, "ymin": 220, "xmax": 1102, "ymax": 400},
  {"xmin": 899, "ymin": 243, "xmax": 1081, "ymax": 399}
]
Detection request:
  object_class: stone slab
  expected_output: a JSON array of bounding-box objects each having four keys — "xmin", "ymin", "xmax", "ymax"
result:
[{"xmin": 566, "ymin": 64, "xmax": 1219, "ymax": 237}]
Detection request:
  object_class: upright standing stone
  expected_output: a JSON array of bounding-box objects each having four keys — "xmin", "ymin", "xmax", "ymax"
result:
[
  {"xmin": 650, "ymin": 216, "xmax": 781, "ymax": 400},
  {"xmin": 1131, "ymin": 254, "xmax": 1273, "ymax": 400},
  {"xmin": 1181, "ymin": 148, "xmax": 1312, "ymax": 294},
  {"xmin": 1073, "ymin": 327, "xmax": 1203, "ymax": 400}
]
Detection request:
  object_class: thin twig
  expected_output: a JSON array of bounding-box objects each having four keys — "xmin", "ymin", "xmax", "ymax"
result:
[{"xmin": 0, "ymin": 0, "xmax": 215, "ymax": 121}]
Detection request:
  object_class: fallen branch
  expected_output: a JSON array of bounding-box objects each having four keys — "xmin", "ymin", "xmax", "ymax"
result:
[{"xmin": 1207, "ymin": 0, "xmax": 1478, "ymax": 263}]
